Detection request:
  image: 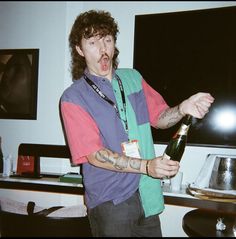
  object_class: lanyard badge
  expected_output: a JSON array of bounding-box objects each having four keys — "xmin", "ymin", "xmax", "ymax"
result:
[{"xmin": 121, "ymin": 140, "xmax": 141, "ymax": 158}]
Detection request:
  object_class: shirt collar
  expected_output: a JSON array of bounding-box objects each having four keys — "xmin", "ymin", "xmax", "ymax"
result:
[{"xmin": 84, "ymin": 68, "xmax": 116, "ymax": 84}]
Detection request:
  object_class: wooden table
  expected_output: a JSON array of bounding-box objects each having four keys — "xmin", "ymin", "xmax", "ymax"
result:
[{"xmin": 183, "ymin": 209, "xmax": 236, "ymax": 237}]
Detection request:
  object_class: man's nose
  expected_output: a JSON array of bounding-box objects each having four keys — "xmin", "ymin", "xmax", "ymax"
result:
[{"xmin": 100, "ymin": 40, "xmax": 107, "ymax": 53}]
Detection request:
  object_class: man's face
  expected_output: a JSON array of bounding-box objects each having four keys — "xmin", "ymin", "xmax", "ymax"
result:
[{"xmin": 76, "ymin": 34, "xmax": 115, "ymax": 80}]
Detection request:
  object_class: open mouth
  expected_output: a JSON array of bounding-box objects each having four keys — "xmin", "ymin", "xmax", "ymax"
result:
[{"xmin": 99, "ymin": 54, "xmax": 109, "ymax": 71}]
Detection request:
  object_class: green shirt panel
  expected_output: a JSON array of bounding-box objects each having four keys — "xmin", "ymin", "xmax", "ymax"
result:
[{"xmin": 112, "ymin": 68, "xmax": 164, "ymax": 217}]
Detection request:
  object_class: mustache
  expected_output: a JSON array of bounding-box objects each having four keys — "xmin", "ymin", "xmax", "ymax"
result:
[{"xmin": 98, "ymin": 53, "xmax": 109, "ymax": 63}]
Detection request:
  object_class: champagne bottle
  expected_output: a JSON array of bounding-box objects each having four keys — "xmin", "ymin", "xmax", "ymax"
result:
[
  {"xmin": 0, "ymin": 137, "xmax": 3, "ymax": 173},
  {"xmin": 163, "ymin": 115, "xmax": 192, "ymax": 162}
]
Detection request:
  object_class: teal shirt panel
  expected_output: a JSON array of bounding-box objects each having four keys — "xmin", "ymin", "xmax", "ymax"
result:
[{"xmin": 112, "ymin": 68, "xmax": 164, "ymax": 217}]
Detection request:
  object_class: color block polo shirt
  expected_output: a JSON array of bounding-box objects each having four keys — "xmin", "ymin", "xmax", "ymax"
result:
[{"xmin": 60, "ymin": 68, "xmax": 169, "ymax": 217}]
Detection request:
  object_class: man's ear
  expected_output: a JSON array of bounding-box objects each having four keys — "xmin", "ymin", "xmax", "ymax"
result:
[{"xmin": 76, "ymin": 45, "xmax": 84, "ymax": 57}]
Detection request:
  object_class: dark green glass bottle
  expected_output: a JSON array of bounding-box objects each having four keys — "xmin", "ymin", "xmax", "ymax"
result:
[
  {"xmin": 0, "ymin": 137, "xmax": 3, "ymax": 173},
  {"xmin": 163, "ymin": 115, "xmax": 192, "ymax": 162}
]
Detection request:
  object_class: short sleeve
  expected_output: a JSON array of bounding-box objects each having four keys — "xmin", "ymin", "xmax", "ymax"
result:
[
  {"xmin": 60, "ymin": 102, "xmax": 103, "ymax": 165},
  {"xmin": 142, "ymin": 79, "xmax": 169, "ymax": 127}
]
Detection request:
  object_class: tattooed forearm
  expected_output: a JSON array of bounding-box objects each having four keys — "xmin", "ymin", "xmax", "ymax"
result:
[
  {"xmin": 114, "ymin": 155, "xmax": 129, "ymax": 170},
  {"xmin": 158, "ymin": 106, "xmax": 182, "ymax": 129},
  {"xmin": 95, "ymin": 149, "xmax": 115, "ymax": 164},
  {"xmin": 94, "ymin": 148, "xmax": 142, "ymax": 172},
  {"xmin": 129, "ymin": 158, "xmax": 142, "ymax": 170},
  {"xmin": 95, "ymin": 149, "xmax": 128, "ymax": 170}
]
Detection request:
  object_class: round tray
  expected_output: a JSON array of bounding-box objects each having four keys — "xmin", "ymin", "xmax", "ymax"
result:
[{"xmin": 187, "ymin": 184, "xmax": 236, "ymax": 202}]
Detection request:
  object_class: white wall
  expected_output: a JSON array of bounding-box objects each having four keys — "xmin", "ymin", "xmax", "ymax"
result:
[
  {"xmin": 1, "ymin": 1, "xmax": 236, "ymax": 237},
  {"xmin": 0, "ymin": 1, "xmax": 84, "ymax": 208},
  {"xmin": 0, "ymin": 1, "xmax": 68, "ymax": 170}
]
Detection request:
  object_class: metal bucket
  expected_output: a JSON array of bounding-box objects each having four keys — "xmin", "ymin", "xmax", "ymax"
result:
[{"xmin": 209, "ymin": 156, "xmax": 236, "ymax": 190}]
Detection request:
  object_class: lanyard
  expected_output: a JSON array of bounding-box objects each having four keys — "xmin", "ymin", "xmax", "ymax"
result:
[{"xmin": 83, "ymin": 74, "xmax": 128, "ymax": 133}]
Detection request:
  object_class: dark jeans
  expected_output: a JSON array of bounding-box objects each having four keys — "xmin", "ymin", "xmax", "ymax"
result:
[{"xmin": 87, "ymin": 191, "xmax": 162, "ymax": 237}]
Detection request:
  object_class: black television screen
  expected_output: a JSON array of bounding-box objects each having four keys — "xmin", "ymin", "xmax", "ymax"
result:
[{"xmin": 133, "ymin": 6, "xmax": 236, "ymax": 148}]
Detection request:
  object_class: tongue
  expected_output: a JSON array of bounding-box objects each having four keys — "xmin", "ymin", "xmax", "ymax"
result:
[{"xmin": 101, "ymin": 58, "xmax": 109, "ymax": 71}]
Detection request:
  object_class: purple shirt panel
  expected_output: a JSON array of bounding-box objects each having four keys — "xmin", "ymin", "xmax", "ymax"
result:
[{"xmin": 61, "ymin": 74, "xmax": 140, "ymax": 209}]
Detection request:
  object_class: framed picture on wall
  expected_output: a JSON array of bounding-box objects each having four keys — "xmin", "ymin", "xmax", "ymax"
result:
[{"xmin": 0, "ymin": 49, "xmax": 39, "ymax": 120}]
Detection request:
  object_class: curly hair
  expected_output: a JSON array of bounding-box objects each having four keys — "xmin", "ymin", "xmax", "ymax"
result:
[{"xmin": 69, "ymin": 10, "xmax": 120, "ymax": 80}]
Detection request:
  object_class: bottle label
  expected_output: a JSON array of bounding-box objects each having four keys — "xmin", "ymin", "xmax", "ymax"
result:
[
  {"xmin": 177, "ymin": 124, "xmax": 190, "ymax": 136},
  {"xmin": 163, "ymin": 153, "xmax": 171, "ymax": 161}
]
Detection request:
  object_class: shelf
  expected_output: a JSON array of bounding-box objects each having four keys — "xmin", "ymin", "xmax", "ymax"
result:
[
  {"xmin": 0, "ymin": 174, "xmax": 84, "ymax": 195},
  {"xmin": 0, "ymin": 175, "xmax": 235, "ymax": 214},
  {"xmin": 162, "ymin": 183, "xmax": 236, "ymax": 214}
]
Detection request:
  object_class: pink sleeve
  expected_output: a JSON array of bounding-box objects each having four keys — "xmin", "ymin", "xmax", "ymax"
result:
[
  {"xmin": 61, "ymin": 102, "xmax": 103, "ymax": 165},
  {"xmin": 142, "ymin": 79, "xmax": 169, "ymax": 127}
]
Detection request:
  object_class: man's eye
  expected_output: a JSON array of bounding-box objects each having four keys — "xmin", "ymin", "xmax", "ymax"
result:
[{"xmin": 89, "ymin": 41, "xmax": 95, "ymax": 45}]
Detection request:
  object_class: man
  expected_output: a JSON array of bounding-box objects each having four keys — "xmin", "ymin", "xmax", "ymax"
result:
[{"xmin": 60, "ymin": 10, "xmax": 214, "ymax": 237}]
